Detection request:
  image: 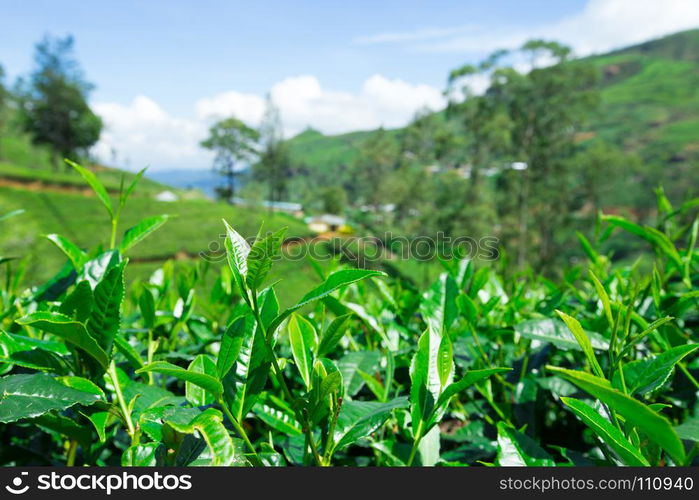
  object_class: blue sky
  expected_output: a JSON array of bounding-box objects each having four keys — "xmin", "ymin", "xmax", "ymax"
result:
[
  {"xmin": 2, "ymin": 0, "xmax": 699, "ymax": 170},
  {"xmin": 2, "ymin": 1, "xmax": 582, "ymax": 112}
]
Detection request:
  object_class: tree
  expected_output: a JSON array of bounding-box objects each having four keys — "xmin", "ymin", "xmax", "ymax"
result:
[
  {"xmin": 446, "ymin": 65, "xmax": 510, "ymax": 240},
  {"xmin": 16, "ymin": 35, "xmax": 102, "ymax": 169},
  {"xmin": 571, "ymin": 142, "xmax": 639, "ymax": 214},
  {"xmin": 449, "ymin": 40, "xmax": 600, "ymax": 270},
  {"xmin": 349, "ymin": 128, "xmax": 399, "ymax": 209},
  {"xmin": 200, "ymin": 116, "xmax": 259, "ymax": 203},
  {"xmin": 0, "ymin": 64, "xmax": 8, "ymax": 159},
  {"xmin": 319, "ymin": 185, "xmax": 347, "ymax": 214},
  {"xmin": 253, "ymin": 97, "xmax": 293, "ymax": 204}
]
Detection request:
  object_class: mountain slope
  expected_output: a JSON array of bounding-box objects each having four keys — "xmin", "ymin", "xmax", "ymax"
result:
[
  {"xmin": 0, "ymin": 112, "xmax": 316, "ymax": 305},
  {"xmin": 286, "ymin": 29, "xmax": 699, "ymax": 200}
]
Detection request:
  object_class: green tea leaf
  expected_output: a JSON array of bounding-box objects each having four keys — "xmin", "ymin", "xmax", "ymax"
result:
[
  {"xmin": 17, "ymin": 312, "xmax": 110, "ymax": 370},
  {"xmin": 122, "ymin": 443, "xmax": 163, "ymax": 466},
  {"xmin": 548, "ymin": 366, "xmax": 685, "ymax": 464},
  {"xmin": 138, "ymin": 288, "xmax": 156, "ymax": 329},
  {"xmin": 113, "ymin": 335, "xmax": 145, "ymax": 372},
  {"xmin": 410, "ymin": 327, "xmax": 449, "ymax": 434},
  {"xmin": 496, "ymin": 422, "xmax": 555, "ymax": 466},
  {"xmin": 589, "ymin": 271, "xmax": 613, "ymax": 327},
  {"xmin": 217, "ymin": 314, "xmax": 253, "ymax": 379},
  {"xmin": 317, "ymin": 313, "xmax": 352, "ymax": 357},
  {"xmin": 137, "ymin": 361, "xmax": 223, "ymax": 399},
  {"xmin": 333, "ymin": 397, "xmax": 409, "ymax": 451},
  {"xmin": 555, "ymin": 311, "xmax": 604, "ymax": 377},
  {"xmin": 120, "ymin": 167, "xmax": 147, "ymax": 208},
  {"xmin": 0, "ymin": 330, "xmax": 68, "ymax": 373},
  {"xmin": 186, "ymin": 355, "xmax": 218, "ymax": 406},
  {"xmin": 267, "ymin": 269, "xmax": 386, "ymax": 337},
  {"xmin": 223, "ymin": 290, "xmax": 277, "ymax": 421},
  {"xmin": 246, "ymin": 227, "xmax": 286, "ymax": 290},
  {"xmin": 675, "ymin": 416, "xmax": 699, "ymax": 442},
  {"xmin": 337, "ymin": 350, "xmax": 381, "ymax": 396},
  {"xmin": 222, "ymin": 220, "xmax": 251, "ymax": 297},
  {"xmin": 65, "ymin": 159, "xmax": 113, "ymax": 218},
  {"xmin": 515, "ymin": 318, "xmax": 609, "ymax": 351},
  {"xmin": 420, "ymin": 274, "xmax": 458, "ymax": 334},
  {"xmin": 434, "ymin": 368, "xmax": 511, "ymax": 413},
  {"xmin": 288, "ymin": 314, "xmax": 317, "ymax": 390},
  {"xmin": 87, "ymin": 261, "xmax": 125, "ymax": 355},
  {"xmin": 33, "ymin": 412, "xmax": 93, "ymax": 449},
  {"xmin": 59, "ymin": 280, "xmax": 93, "ymax": 323},
  {"xmin": 602, "ymin": 215, "xmax": 683, "ymax": 272},
  {"xmin": 0, "ymin": 373, "xmax": 101, "ymax": 423},
  {"xmin": 164, "ymin": 408, "xmax": 246, "ymax": 466},
  {"xmin": 254, "ymin": 402, "xmax": 302, "ymax": 436},
  {"xmin": 615, "ymin": 344, "xmax": 699, "ymax": 395},
  {"xmin": 436, "ymin": 334, "xmax": 453, "ymax": 390},
  {"xmin": 561, "ymin": 397, "xmax": 649, "ymax": 465},
  {"xmin": 45, "ymin": 234, "xmax": 86, "ymax": 270},
  {"xmin": 222, "ymin": 219, "xmax": 251, "ymax": 275},
  {"xmin": 120, "ymin": 215, "xmax": 170, "ymax": 252}
]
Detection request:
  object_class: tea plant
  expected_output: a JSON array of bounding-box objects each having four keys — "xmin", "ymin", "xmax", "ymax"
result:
[{"xmin": 0, "ymin": 161, "xmax": 697, "ymax": 466}]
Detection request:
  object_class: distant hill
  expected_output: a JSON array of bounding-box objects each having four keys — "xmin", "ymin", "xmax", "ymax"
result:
[
  {"xmin": 0, "ymin": 111, "xmax": 316, "ymax": 306},
  {"xmin": 146, "ymin": 168, "xmax": 222, "ymax": 198},
  {"xmin": 286, "ymin": 29, "xmax": 699, "ymax": 203}
]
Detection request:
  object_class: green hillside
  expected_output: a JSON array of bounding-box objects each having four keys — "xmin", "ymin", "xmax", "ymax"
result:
[
  {"xmin": 286, "ymin": 29, "xmax": 699, "ymax": 202},
  {"xmin": 0, "ymin": 115, "xmax": 317, "ymax": 306},
  {"xmin": 288, "ymin": 127, "xmax": 399, "ymax": 187},
  {"xmin": 3, "ymin": 29, "xmax": 699, "ymax": 300}
]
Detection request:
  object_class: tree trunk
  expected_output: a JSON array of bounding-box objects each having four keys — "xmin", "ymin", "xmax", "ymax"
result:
[
  {"xmin": 227, "ymin": 170, "xmax": 235, "ymax": 203},
  {"xmin": 517, "ymin": 169, "xmax": 530, "ymax": 269}
]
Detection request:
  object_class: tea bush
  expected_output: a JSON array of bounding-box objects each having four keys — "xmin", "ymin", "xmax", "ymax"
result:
[{"xmin": 0, "ymin": 162, "xmax": 697, "ymax": 466}]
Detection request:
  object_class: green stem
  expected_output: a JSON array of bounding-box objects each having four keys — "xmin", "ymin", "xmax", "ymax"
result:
[
  {"xmin": 477, "ymin": 386, "xmax": 512, "ymax": 426},
  {"xmin": 219, "ymin": 399, "xmax": 263, "ymax": 466},
  {"xmin": 110, "ymin": 218, "xmax": 118, "ymax": 249},
  {"xmin": 66, "ymin": 439, "xmax": 78, "ymax": 466},
  {"xmin": 305, "ymin": 419, "xmax": 324, "ymax": 467},
  {"xmin": 251, "ymin": 292, "xmax": 323, "ymax": 466},
  {"xmin": 678, "ymin": 362, "xmax": 699, "ymax": 390},
  {"xmin": 323, "ymin": 396, "xmax": 342, "ymax": 465},
  {"xmin": 684, "ymin": 442, "xmax": 699, "ymax": 466},
  {"xmin": 147, "ymin": 329, "xmax": 155, "ymax": 385},
  {"xmin": 406, "ymin": 420, "xmax": 423, "ymax": 467},
  {"xmin": 470, "ymin": 325, "xmax": 491, "ymax": 366},
  {"xmin": 108, "ymin": 361, "xmax": 135, "ymax": 440}
]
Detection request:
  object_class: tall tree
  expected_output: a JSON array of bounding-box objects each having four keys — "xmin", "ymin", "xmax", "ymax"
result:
[
  {"xmin": 449, "ymin": 40, "xmax": 599, "ymax": 269},
  {"xmin": 571, "ymin": 142, "xmax": 639, "ymax": 214},
  {"xmin": 447, "ymin": 61, "xmax": 510, "ymax": 240},
  {"xmin": 0, "ymin": 64, "xmax": 8, "ymax": 159},
  {"xmin": 350, "ymin": 127, "xmax": 399, "ymax": 209},
  {"xmin": 201, "ymin": 117, "xmax": 259, "ymax": 203},
  {"xmin": 253, "ymin": 97, "xmax": 293, "ymax": 204},
  {"xmin": 17, "ymin": 35, "xmax": 102, "ymax": 169}
]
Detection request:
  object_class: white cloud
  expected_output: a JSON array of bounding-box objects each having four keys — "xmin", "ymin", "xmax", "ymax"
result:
[
  {"xmin": 358, "ymin": 0, "xmax": 699, "ymax": 56},
  {"xmin": 194, "ymin": 91, "xmax": 266, "ymax": 124},
  {"xmin": 194, "ymin": 75, "xmax": 445, "ymax": 136},
  {"xmin": 93, "ymin": 96, "xmax": 211, "ymax": 170},
  {"xmin": 94, "ymin": 0, "xmax": 699, "ymax": 172},
  {"xmin": 94, "ymin": 75, "xmax": 446, "ymax": 170}
]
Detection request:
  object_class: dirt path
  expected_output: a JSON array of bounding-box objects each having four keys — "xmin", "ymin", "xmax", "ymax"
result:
[{"xmin": 0, "ymin": 176, "xmax": 97, "ymax": 196}]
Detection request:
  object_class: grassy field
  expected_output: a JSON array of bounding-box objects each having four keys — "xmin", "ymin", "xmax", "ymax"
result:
[
  {"xmin": 0, "ymin": 106, "xmax": 321, "ymax": 307},
  {"xmin": 0, "ymin": 185, "xmax": 318, "ymax": 306}
]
